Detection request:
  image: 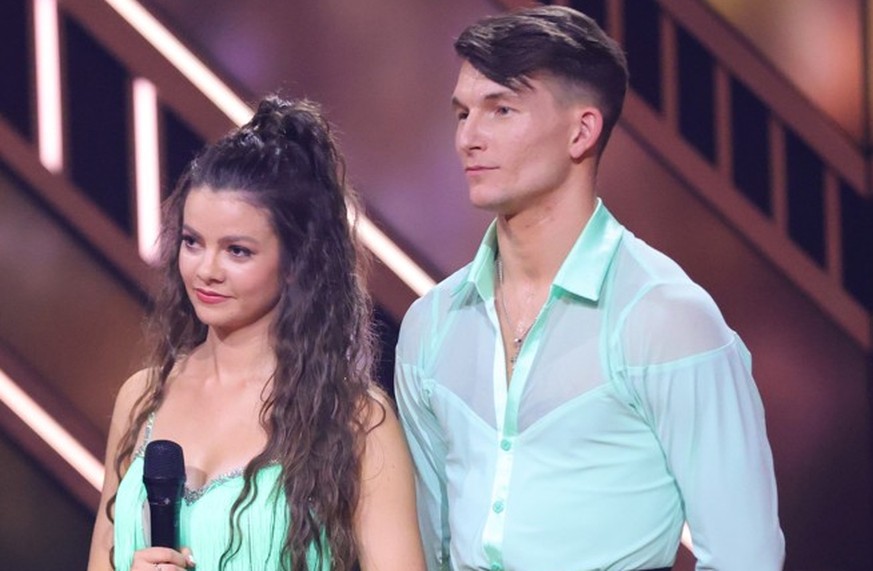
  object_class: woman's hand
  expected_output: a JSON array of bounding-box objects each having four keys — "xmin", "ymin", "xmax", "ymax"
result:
[{"xmin": 131, "ymin": 546, "xmax": 195, "ymax": 570}]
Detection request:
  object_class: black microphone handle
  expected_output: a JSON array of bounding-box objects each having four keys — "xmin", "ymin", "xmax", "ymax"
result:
[{"xmin": 145, "ymin": 477, "xmax": 184, "ymax": 549}]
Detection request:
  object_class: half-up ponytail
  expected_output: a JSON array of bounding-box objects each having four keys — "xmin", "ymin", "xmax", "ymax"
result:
[{"xmin": 114, "ymin": 95, "xmax": 376, "ymax": 571}]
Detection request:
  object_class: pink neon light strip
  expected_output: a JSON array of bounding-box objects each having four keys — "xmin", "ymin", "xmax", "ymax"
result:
[
  {"xmin": 133, "ymin": 77, "xmax": 161, "ymax": 263},
  {"xmin": 35, "ymin": 0, "xmax": 64, "ymax": 173},
  {"xmin": 0, "ymin": 368, "xmax": 103, "ymax": 490}
]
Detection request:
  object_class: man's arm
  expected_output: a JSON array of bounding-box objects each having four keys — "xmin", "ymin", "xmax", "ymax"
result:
[
  {"xmin": 395, "ymin": 312, "xmax": 451, "ymax": 571},
  {"xmin": 622, "ymin": 284, "xmax": 784, "ymax": 570}
]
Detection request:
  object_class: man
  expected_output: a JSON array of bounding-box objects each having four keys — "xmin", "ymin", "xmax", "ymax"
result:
[{"xmin": 395, "ymin": 6, "xmax": 784, "ymax": 571}]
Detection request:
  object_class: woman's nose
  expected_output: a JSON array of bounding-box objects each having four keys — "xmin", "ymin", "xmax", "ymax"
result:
[{"xmin": 196, "ymin": 250, "xmax": 225, "ymax": 283}]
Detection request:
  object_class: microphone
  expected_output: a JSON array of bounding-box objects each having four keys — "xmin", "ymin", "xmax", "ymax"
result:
[{"xmin": 143, "ymin": 440, "xmax": 186, "ymax": 549}]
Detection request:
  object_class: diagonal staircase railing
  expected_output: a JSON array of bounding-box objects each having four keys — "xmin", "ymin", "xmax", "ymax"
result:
[
  {"xmin": 497, "ymin": 0, "xmax": 873, "ymax": 350},
  {"xmin": 0, "ymin": 0, "xmax": 436, "ymax": 509},
  {"xmin": 642, "ymin": 0, "xmax": 870, "ymax": 349},
  {"xmin": 1, "ymin": 0, "xmax": 872, "ymax": 517}
]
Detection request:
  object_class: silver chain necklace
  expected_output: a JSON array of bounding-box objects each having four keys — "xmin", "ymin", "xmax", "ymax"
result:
[{"xmin": 496, "ymin": 256, "xmax": 534, "ymax": 366}]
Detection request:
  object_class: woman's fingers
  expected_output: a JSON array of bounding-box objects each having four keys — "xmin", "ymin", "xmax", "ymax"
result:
[
  {"xmin": 180, "ymin": 547, "xmax": 196, "ymax": 568},
  {"xmin": 131, "ymin": 546, "xmax": 195, "ymax": 569}
]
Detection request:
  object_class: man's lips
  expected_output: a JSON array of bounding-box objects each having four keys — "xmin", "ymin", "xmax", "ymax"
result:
[
  {"xmin": 465, "ymin": 165, "xmax": 496, "ymax": 174},
  {"xmin": 194, "ymin": 288, "xmax": 230, "ymax": 304}
]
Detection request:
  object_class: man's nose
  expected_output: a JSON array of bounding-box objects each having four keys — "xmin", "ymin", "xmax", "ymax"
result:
[{"xmin": 457, "ymin": 113, "xmax": 485, "ymax": 153}]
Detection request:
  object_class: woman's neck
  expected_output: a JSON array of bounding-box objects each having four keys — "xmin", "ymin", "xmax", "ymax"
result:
[{"xmin": 188, "ymin": 319, "xmax": 277, "ymax": 388}]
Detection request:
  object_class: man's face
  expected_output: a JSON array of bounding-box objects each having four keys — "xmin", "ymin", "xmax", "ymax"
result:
[{"xmin": 451, "ymin": 61, "xmax": 580, "ymax": 215}]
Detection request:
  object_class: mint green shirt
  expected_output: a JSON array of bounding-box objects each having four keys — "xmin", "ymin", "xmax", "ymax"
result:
[{"xmin": 395, "ymin": 200, "xmax": 784, "ymax": 571}]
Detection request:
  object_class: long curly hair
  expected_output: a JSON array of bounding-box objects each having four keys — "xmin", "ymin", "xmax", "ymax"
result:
[{"xmin": 110, "ymin": 96, "xmax": 377, "ymax": 571}]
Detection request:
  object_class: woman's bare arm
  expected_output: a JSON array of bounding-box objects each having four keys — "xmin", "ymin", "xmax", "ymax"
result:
[
  {"xmin": 354, "ymin": 396, "xmax": 426, "ymax": 571},
  {"xmin": 86, "ymin": 370, "xmax": 149, "ymax": 571}
]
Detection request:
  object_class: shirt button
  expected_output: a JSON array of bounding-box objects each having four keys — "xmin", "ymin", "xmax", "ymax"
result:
[
  {"xmin": 490, "ymin": 563, "xmax": 503, "ymax": 571},
  {"xmin": 500, "ymin": 438, "xmax": 512, "ymax": 451},
  {"xmin": 492, "ymin": 500, "xmax": 505, "ymax": 513}
]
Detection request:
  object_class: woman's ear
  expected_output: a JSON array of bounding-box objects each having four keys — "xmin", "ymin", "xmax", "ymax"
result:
[{"xmin": 569, "ymin": 106, "xmax": 603, "ymax": 161}]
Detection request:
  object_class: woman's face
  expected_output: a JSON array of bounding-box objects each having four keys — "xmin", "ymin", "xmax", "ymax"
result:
[{"xmin": 178, "ymin": 186, "xmax": 283, "ymax": 336}]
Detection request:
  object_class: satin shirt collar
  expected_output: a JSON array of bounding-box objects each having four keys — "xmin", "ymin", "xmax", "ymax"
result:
[{"xmin": 453, "ymin": 198, "xmax": 624, "ymax": 303}]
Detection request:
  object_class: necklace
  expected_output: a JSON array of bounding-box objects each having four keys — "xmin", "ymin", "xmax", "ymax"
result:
[{"xmin": 496, "ymin": 256, "xmax": 534, "ymax": 367}]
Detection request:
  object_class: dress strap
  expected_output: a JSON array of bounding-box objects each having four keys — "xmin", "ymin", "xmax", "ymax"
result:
[{"xmin": 133, "ymin": 411, "xmax": 157, "ymax": 458}]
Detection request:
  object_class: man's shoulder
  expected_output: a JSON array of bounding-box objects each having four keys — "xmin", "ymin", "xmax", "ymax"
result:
[
  {"xmin": 397, "ymin": 261, "xmax": 473, "ymax": 352},
  {"xmin": 611, "ymin": 231, "xmax": 736, "ymax": 356},
  {"xmin": 405, "ymin": 262, "xmax": 472, "ymax": 318},
  {"xmin": 614, "ymin": 230, "xmax": 693, "ymax": 286}
]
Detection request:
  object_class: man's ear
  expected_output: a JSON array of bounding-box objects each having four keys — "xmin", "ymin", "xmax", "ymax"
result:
[{"xmin": 569, "ymin": 106, "xmax": 603, "ymax": 160}]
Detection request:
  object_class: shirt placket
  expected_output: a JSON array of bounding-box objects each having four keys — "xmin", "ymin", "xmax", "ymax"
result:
[{"xmin": 481, "ymin": 296, "xmax": 551, "ymax": 571}]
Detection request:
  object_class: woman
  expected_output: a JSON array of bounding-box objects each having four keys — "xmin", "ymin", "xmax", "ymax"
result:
[{"xmin": 87, "ymin": 96, "xmax": 425, "ymax": 571}]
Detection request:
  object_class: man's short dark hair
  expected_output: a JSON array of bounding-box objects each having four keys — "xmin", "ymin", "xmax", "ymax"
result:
[{"xmin": 455, "ymin": 6, "xmax": 629, "ymax": 153}]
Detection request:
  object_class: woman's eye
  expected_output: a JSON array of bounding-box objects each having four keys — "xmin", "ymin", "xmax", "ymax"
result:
[
  {"xmin": 496, "ymin": 106, "xmax": 511, "ymax": 116},
  {"xmin": 228, "ymin": 245, "xmax": 252, "ymax": 258},
  {"xmin": 180, "ymin": 235, "xmax": 197, "ymax": 248}
]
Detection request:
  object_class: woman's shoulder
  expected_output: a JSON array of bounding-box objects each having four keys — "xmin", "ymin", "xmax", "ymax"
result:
[
  {"xmin": 359, "ymin": 386, "xmax": 410, "ymax": 466},
  {"xmin": 108, "ymin": 368, "xmax": 161, "ymax": 446},
  {"xmin": 114, "ymin": 368, "xmax": 153, "ymax": 413},
  {"xmin": 361, "ymin": 385, "xmax": 397, "ymax": 430}
]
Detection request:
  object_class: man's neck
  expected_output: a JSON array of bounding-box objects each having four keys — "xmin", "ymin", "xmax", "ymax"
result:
[{"xmin": 495, "ymin": 185, "xmax": 597, "ymax": 289}]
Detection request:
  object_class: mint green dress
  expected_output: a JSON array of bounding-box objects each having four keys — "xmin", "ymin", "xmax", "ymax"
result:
[{"xmin": 113, "ymin": 415, "xmax": 329, "ymax": 571}]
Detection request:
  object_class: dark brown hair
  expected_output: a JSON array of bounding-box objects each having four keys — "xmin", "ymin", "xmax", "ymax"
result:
[
  {"xmin": 111, "ymin": 96, "xmax": 377, "ymax": 570},
  {"xmin": 455, "ymin": 5, "xmax": 628, "ymax": 153}
]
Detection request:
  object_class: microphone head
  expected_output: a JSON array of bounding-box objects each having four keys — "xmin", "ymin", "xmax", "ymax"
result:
[{"xmin": 144, "ymin": 439, "xmax": 186, "ymax": 482}]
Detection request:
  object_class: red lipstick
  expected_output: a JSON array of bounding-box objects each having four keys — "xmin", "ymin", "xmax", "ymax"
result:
[{"xmin": 194, "ymin": 288, "xmax": 229, "ymax": 304}]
